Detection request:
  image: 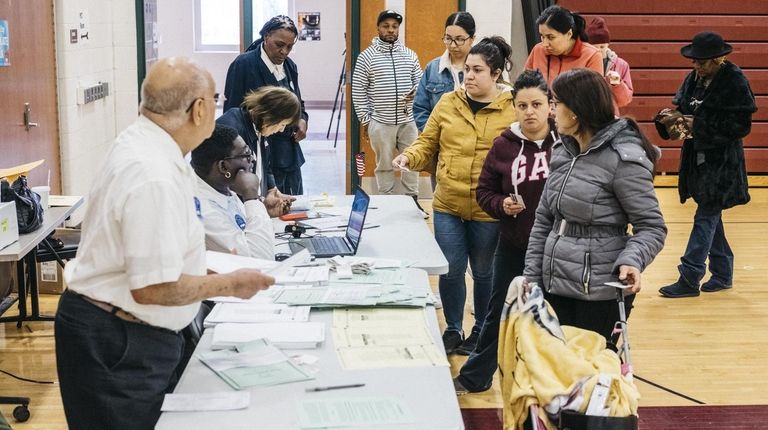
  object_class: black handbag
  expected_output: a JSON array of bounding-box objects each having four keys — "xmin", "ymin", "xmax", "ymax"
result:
[
  {"xmin": 0, "ymin": 175, "xmax": 44, "ymax": 234},
  {"xmin": 558, "ymin": 410, "xmax": 638, "ymax": 430}
]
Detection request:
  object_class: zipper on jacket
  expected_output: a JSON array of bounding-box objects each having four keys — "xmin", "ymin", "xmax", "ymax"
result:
[
  {"xmin": 582, "ymin": 251, "xmax": 591, "ymax": 295},
  {"xmin": 389, "ymin": 47, "xmax": 400, "ymax": 124}
]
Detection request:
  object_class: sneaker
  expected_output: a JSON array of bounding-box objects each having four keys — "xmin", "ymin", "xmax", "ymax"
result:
[
  {"xmin": 433, "ymin": 293, "xmax": 443, "ymax": 309},
  {"xmin": 411, "ymin": 195, "xmax": 430, "ymax": 219},
  {"xmin": 453, "ymin": 376, "xmax": 492, "ymax": 396},
  {"xmin": 455, "ymin": 329, "xmax": 480, "ymax": 355},
  {"xmin": 659, "ymin": 280, "xmax": 700, "ymax": 298},
  {"xmin": 442, "ymin": 330, "xmax": 463, "ymax": 354},
  {"xmin": 700, "ymin": 279, "xmax": 733, "ymax": 293}
]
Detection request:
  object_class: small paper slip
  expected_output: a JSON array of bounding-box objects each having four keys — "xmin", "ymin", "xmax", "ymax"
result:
[
  {"xmin": 204, "ymin": 303, "xmax": 311, "ymax": 325},
  {"xmin": 316, "ymin": 205, "xmax": 350, "ymax": 217},
  {"xmin": 48, "ymin": 195, "xmax": 83, "ymax": 207},
  {"xmin": 298, "ymin": 397, "xmax": 414, "ymax": 429},
  {"xmin": 330, "ymin": 269, "xmax": 405, "ymax": 285},
  {"xmin": 309, "ymin": 194, "xmax": 336, "ymax": 207},
  {"xmin": 161, "ymin": 391, "xmax": 250, "ymax": 412},
  {"xmin": 212, "ymin": 322, "xmax": 325, "ymax": 350},
  {"xmin": 299, "ymin": 217, "xmax": 345, "ymax": 230},
  {"xmin": 206, "ymin": 251, "xmax": 278, "ymax": 274}
]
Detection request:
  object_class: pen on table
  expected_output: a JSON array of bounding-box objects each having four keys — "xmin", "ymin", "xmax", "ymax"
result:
[{"xmin": 305, "ymin": 383, "xmax": 366, "ymax": 392}]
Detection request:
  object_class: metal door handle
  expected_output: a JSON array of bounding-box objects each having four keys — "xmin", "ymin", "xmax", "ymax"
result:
[{"xmin": 21, "ymin": 103, "xmax": 39, "ymax": 131}]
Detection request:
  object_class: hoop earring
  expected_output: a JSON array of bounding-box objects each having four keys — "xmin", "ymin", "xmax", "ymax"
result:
[{"xmin": 223, "ymin": 171, "xmax": 231, "ymax": 179}]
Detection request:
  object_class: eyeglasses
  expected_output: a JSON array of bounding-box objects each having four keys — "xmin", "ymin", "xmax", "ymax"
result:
[
  {"xmin": 442, "ymin": 36, "xmax": 469, "ymax": 46},
  {"xmin": 185, "ymin": 93, "xmax": 220, "ymax": 113},
  {"xmin": 222, "ymin": 150, "xmax": 254, "ymax": 162}
]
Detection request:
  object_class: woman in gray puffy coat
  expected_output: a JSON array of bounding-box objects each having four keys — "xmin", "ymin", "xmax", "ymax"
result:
[{"xmin": 524, "ymin": 68, "xmax": 667, "ymax": 340}]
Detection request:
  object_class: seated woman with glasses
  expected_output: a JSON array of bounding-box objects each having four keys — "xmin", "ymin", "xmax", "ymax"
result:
[{"xmin": 191, "ymin": 124, "xmax": 279, "ymax": 260}]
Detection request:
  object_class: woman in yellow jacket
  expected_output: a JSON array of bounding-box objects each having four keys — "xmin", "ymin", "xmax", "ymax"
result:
[{"xmin": 393, "ymin": 36, "xmax": 516, "ymax": 355}]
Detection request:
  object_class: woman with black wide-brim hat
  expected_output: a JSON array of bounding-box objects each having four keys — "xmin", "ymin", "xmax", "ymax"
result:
[{"xmin": 657, "ymin": 31, "xmax": 757, "ymax": 298}]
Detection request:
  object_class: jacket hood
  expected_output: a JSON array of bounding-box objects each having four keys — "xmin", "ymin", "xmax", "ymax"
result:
[
  {"xmin": 371, "ymin": 37, "xmax": 404, "ymax": 52},
  {"xmin": 505, "ymin": 118, "xmax": 558, "ymax": 146}
]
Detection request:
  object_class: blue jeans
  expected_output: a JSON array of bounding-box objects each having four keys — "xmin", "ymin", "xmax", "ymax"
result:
[
  {"xmin": 433, "ymin": 211, "xmax": 498, "ymax": 334},
  {"xmin": 678, "ymin": 204, "xmax": 734, "ymax": 287},
  {"xmin": 458, "ymin": 240, "xmax": 525, "ymax": 391}
]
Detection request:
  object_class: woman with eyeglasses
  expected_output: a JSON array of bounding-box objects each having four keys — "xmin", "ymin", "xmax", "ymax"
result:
[
  {"xmin": 524, "ymin": 68, "xmax": 666, "ymax": 341},
  {"xmin": 656, "ymin": 32, "xmax": 756, "ymax": 298},
  {"xmin": 393, "ymin": 36, "xmax": 516, "ymax": 356},
  {"xmin": 524, "ymin": 5, "xmax": 602, "ymax": 86},
  {"xmin": 412, "ymin": 12, "xmax": 475, "ymax": 191}
]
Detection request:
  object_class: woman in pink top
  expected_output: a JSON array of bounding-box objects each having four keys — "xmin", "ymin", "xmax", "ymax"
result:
[
  {"xmin": 524, "ymin": 5, "xmax": 602, "ymax": 85},
  {"xmin": 587, "ymin": 17, "xmax": 634, "ymax": 108}
]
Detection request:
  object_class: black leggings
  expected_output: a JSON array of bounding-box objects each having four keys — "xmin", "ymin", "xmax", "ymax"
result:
[{"xmin": 544, "ymin": 291, "xmax": 635, "ymax": 341}]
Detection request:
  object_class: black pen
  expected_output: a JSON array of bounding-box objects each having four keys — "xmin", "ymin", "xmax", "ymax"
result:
[{"xmin": 305, "ymin": 383, "xmax": 365, "ymax": 392}]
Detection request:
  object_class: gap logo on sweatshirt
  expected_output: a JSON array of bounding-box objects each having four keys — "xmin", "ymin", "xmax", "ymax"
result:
[{"xmin": 511, "ymin": 151, "xmax": 550, "ymax": 186}]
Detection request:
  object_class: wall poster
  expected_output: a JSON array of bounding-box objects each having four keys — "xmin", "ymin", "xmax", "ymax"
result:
[
  {"xmin": 0, "ymin": 20, "xmax": 9, "ymax": 66},
  {"xmin": 297, "ymin": 12, "xmax": 320, "ymax": 41}
]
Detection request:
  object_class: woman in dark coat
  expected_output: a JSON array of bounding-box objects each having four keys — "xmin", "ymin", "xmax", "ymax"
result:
[
  {"xmin": 657, "ymin": 32, "xmax": 757, "ymax": 298},
  {"xmin": 223, "ymin": 15, "xmax": 309, "ymax": 195}
]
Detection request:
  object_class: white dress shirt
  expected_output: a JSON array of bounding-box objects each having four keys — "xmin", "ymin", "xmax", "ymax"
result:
[
  {"xmin": 195, "ymin": 175, "xmax": 274, "ymax": 260},
  {"xmin": 261, "ymin": 44, "xmax": 287, "ymax": 82},
  {"xmin": 64, "ymin": 115, "xmax": 205, "ymax": 331}
]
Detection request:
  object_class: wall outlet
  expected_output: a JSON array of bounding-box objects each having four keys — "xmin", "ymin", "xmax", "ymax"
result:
[{"xmin": 76, "ymin": 82, "xmax": 110, "ymax": 105}]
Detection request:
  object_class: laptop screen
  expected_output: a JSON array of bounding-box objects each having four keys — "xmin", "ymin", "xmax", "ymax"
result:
[{"xmin": 345, "ymin": 186, "xmax": 370, "ymax": 252}]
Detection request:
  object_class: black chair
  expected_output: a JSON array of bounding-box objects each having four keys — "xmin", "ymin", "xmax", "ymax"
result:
[
  {"xmin": 0, "ymin": 397, "xmax": 30, "ymax": 422},
  {"xmin": 0, "ymin": 230, "xmax": 79, "ymax": 423}
]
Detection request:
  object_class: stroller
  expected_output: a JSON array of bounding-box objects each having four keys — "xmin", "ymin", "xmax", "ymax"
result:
[{"xmin": 498, "ymin": 278, "xmax": 639, "ymax": 430}]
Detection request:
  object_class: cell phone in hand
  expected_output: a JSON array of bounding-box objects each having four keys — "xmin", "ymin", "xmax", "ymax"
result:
[{"xmin": 509, "ymin": 193, "xmax": 525, "ymax": 209}]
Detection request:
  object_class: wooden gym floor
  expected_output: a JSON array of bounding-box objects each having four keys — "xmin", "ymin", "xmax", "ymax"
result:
[{"xmin": 1, "ymin": 188, "xmax": 766, "ymax": 429}]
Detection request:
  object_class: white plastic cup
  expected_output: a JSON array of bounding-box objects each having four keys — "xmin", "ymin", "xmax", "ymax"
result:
[{"xmin": 32, "ymin": 186, "xmax": 50, "ymax": 211}]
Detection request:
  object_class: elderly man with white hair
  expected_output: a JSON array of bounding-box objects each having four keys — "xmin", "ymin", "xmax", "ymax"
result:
[{"xmin": 54, "ymin": 57, "xmax": 275, "ymax": 430}]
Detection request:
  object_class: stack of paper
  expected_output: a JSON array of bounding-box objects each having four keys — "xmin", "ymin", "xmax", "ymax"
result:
[
  {"xmin": 198, "ymin": 339, "xmax": 314, "ymax": 390},
  {"xmin": 203, "ymin": 303, "xmax": 311, "ymax": 327},
  {"xmin": 211, "ymin": 322, "xmax": 325, "ymax": 350},
  {"xmin": 273, "ymin": 285, "xmax": 382, "ymax": 307},
  {"xmin": 332, "ymin": 308, "xmax": 448, "ymax": 369}
]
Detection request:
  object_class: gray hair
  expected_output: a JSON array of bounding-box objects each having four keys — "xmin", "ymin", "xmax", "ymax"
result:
[{"xmin": 139, "ymin": 58, "xmax": 210, "ymax": 131}]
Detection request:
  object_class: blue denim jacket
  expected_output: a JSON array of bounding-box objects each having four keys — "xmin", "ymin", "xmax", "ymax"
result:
[{"xmin": 413, "ymin": 54, "xmax": 459, "ymax": 131}]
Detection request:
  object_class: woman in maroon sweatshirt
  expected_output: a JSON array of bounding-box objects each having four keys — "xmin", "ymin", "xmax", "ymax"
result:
[{"xmin": 455, "ymin": 69, "xmax": 558, "ymax": 394}]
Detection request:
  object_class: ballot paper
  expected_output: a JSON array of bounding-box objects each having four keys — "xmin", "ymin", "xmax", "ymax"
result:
[
  {"xmin": 332, "ymin": 308, "xmax": 429, "ymax": 328},
  {"xmin": 336, "ymin": 345, "xmax": 448, "ymax": 369},
  {"xmin": 298, "ymin": 397, "xmax": 414, "ymax": 429},
  {"xmin": 273, "ymin": 285, "xmax": 381, "ymax": 307},
  {"xmin": 332, "ymin": 308, "xmax": 448, "ymax": 369},
  {"xmin": 333, "ymin": 324, "xmax": 434, "ymax": 347},
  {"xmin": 329, "ymin": 269, "xmax": 405, "ymax": 285},
  {"xmin": 211, "ymin": 322, "xmax": 325, "ymax": 350},
  {"xmin": 161, "ymin": 392, "xmax": 250, "ymax": 412},
  {"xmin": 198, "ymin": 339, "xmax": 314, "ymax": 389},
  {"xmin": 206, "ymin": 251, "xmax": 278, "ymax": 274},
  {"xmin": 203, "ymin": 303, "xmax": 311, "ymax": 326}
]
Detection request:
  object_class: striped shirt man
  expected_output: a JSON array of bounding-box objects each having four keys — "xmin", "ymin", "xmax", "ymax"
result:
[{"xmin": 352, "ymin": 37, "xmax": 422, "ymax": 125}]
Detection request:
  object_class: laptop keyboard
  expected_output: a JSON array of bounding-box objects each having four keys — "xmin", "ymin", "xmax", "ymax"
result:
[{"xmin": 312, "ymin": 236, "xmax": 347, "ymax": 254}]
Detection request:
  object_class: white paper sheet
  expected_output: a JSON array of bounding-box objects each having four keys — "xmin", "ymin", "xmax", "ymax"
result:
[{"xmin": 161, "ymin": 392, "xmax": 250, "ymax": 412}]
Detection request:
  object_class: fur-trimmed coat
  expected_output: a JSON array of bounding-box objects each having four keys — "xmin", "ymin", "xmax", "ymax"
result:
[{"xmin": 656, "ymin": 61, "xmax": 756, "ymax": 209}]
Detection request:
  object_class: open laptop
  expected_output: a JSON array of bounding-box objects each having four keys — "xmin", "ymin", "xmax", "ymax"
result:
[{"xmin": 288, "ymin": 186, "xmax": 370, "ymax": 258}]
